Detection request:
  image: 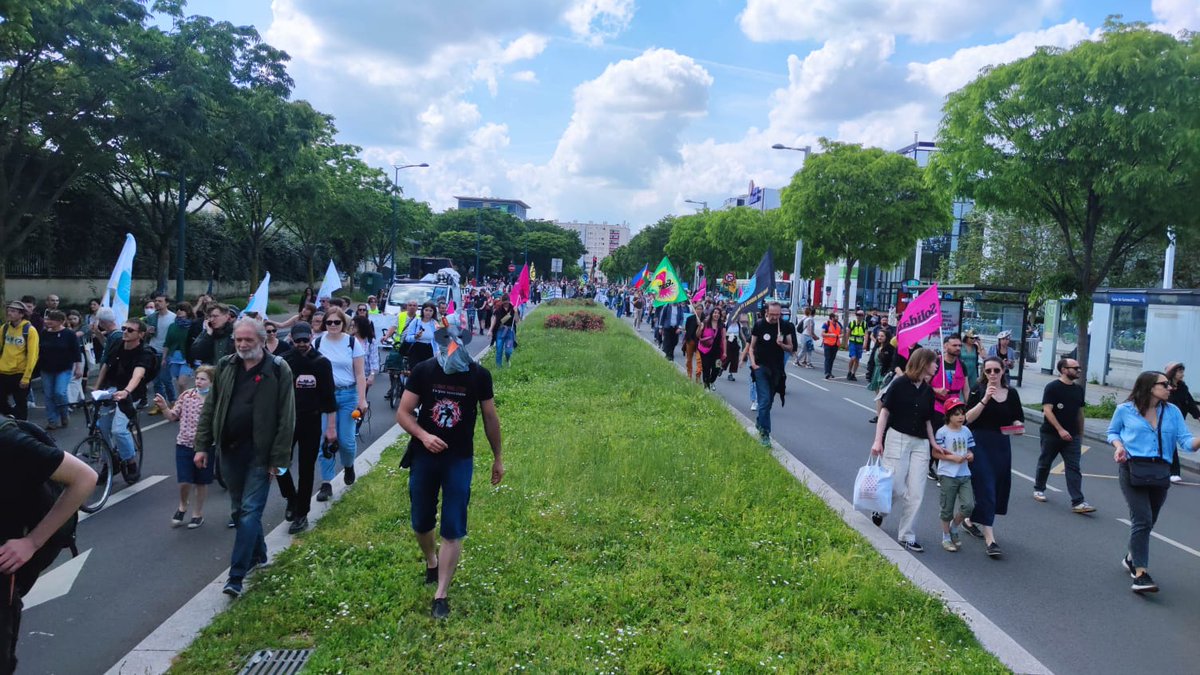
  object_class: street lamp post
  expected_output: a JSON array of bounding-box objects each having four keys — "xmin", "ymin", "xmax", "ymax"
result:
[
  {"xmin": 475, "ymin": 209, "xmax": 482, "ymax": 285},
  {"xmin": 772, "ymin": 143, "xmax": 813, "ymax": 312},
  {"xmin": 771, "ymin": 142, "xmax": 812, "ymax": 158},
  {"xmin": 683, "ymin": 199, "xmax": 708, "ymax": 211},
  {"xmin": 391, "ymin": 162, "xmax": 429, "ymax": 278}
]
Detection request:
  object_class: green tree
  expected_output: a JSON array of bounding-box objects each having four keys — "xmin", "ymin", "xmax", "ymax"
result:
[
  {"xmin": 0, "ymin": 0, "xmax": 148, "ymax": 301},
  {"xmin": 209, "ymin": 95, "xmax": 325, "ymax": 286},
  {"xmin": 782, "ymin": 139, "xmax": 950, "ymax": 323},
  {"xmin": 932, "ymin": 20, "xmax": 1200, "ymax": 380},
  {"xmin": 939, "ymin": 210, "xmax": 1068, "ymax": 297},
  {"xmin": 99, "ymin": 7, "xmax": 292, "ymax": 293}
]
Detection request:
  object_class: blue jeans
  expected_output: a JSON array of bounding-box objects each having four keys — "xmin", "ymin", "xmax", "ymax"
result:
[
  {"xmin": 753, "ymin": 368, "xmax": 774, "ymax": 435},
  {"xmin": 319, "ymin": 387, "xmax": 359, "ymax": 481},
  {"xmin": 154, "ymin": 357, "xmax": 176, "ymax": 403},
  {"xmin": 222, "ymin": 442, "xmax": 270, "ymax": 581},
  {"xmin": 98, "ymin": 390, "xmax": 137, "ymax": 461},
  {"xmin": 495, "ymin": 326, "xmax": 514, "ymax": 366},
  {"xmin": 41, "ymin": 369, "xmax": 72, "ymax": 425},
  {"xmin": 748, "ymin": 376, "xmax": 757, "ymax": 405}
]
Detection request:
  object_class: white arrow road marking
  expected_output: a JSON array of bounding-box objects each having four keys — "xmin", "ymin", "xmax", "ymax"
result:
[
  {"xmin": 24, "ymin": 549, "xmax": 91, "ymax": 610},
  {"xmin": 1116, "ymin": 519, "xmax": 1200, "ymax": 559},
  {"xmin": 78, "ymin": 475, "xmax": 167, "ymax": 523}
]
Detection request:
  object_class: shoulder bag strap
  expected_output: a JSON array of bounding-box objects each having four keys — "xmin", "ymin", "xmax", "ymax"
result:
[{"xmin": 1156, "ymin": 403, "xmax": 1164, "ymax": 461}]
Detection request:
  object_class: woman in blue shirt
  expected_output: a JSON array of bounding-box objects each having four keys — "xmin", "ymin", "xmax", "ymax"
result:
[
  {"xmin": 1107, "ymin": 370, "xmax": 1200, "ymax": 594},
  {"xmin": 403, "ymin": 302, "xmax": 439, "ymax": 367}
]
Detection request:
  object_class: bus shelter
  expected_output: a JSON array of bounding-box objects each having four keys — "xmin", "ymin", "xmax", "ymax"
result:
[{"xmin": 907, "ymin": 285, "xmax": 1032, "ymax": 388}]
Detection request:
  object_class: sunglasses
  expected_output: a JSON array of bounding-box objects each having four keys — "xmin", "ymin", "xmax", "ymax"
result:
[
  {"xmin": 357, "ymin": 308, "xmax": 368, "ymax": 312},
  {"xmin": 293, "ymin": 338, "xmax": 310, "ymax": 344},
  {"xmin": 121, "ymin": 326, "xmax": 140, "ymax": 333},
  {"xmin": 266, "ymin": 329, "xmax": 277, "ymax": 334},
  {"xmin": 1154, "ymin": 381, "xmax": 1174, "ymax": 389},
  {"xmin": 984, "ymin": 368, "xmax": 1003, "ymax": 374},
  {"xmin": 325, "ymin": 319, "xmax": 343, "ymax": 326}
]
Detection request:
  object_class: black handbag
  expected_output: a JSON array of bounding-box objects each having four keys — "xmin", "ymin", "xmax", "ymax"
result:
[{"xmin": 1126, "ymin": 404, "xmax": 1171, "ymax": 488}]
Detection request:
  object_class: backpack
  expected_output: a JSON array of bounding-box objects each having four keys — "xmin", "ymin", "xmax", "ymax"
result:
[
  {"xmin": 0, "ymin": 321, "xmax": 31, "ymax": 359},
  {"xmin": 0, "ymin": 417, "xmax": 79, "ymax": 591},
  {"xmin": 141, "ymin": 344, "xmax": 162, "ymax": 383},
  {"xmin": 313, "ymin": 334, "xmax": 356, "ymax": 355}
]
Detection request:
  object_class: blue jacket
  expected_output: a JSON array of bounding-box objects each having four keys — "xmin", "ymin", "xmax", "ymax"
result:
[{"xmin": 1107, "ymin": 401, "xmax": 1195, "ymax": 462}]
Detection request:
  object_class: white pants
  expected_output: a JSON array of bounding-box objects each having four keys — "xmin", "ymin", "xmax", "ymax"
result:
[{"xmin": 882, "ymin": 431, "xmax": 931, "ymax": 543}]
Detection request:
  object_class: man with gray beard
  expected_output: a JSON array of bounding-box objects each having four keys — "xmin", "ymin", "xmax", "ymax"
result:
[{"xmin": 194, "ymin": 318, "xmax": 295, "ymax": 598}]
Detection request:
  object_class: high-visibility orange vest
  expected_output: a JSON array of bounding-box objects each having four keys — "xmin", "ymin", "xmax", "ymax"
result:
[{"xmin": 822, "ymin": 322, "xmax": 842, "ymax": 347}]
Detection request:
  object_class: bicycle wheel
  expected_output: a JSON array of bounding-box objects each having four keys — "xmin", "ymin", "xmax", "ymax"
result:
[
  {"xmin": 130, "ymin": 421, "xmax": 144, "ymax": 469},
  {"xmin": 72, "ymin": 436, "xmax": 113, "ymax": 513}
]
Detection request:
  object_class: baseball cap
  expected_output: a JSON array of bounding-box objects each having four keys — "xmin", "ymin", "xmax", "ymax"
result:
[
  {"xmin": 943, "ymin": 396, "xmax": 967, "ymax": 413},
  {"xmin": 6, "ymin": 300, "xmax": 27, "ymax": 313},
  {"xmin": 290, "ymin": 322, "xmax": 313, "ymax": 340}
]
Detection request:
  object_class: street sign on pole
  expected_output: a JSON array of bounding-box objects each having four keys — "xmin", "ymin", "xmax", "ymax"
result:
[{"xmin": 550, "ymin": 258, "xmax": 563, "ymax": 273}]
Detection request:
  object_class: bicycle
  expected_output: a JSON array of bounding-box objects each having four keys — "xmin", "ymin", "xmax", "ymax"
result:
[
  {"xmin": 382, "ymin": 335, "xmax": 409, "ymax": 409},
  {"xmin": 69, "ymin": 391, "xmax": 145, "ymax": 513}
]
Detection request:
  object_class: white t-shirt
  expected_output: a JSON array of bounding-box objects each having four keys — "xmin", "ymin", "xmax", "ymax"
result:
[
  {"xmin": 934, "ymin": 425, "xmax": 975, "ymax": 478},
  {"xmin": 316, "ymin": 333, "xmax": 365, "ymax": 388},
  {"xmin": 149, "ymin": 312, "xmax": 174, "ymax": 351}
]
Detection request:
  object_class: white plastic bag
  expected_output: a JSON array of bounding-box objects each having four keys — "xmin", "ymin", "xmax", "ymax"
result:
[{"xmin": 853, "ymin": 454, "xmax": 893, "ymax": 515}]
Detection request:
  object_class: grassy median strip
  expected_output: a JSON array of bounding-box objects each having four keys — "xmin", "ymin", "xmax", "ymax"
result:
[{"xmin": 171, "ymin": 306, "xmax": 1006, "ymax": 673}]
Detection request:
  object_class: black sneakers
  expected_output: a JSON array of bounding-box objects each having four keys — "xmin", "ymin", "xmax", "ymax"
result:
[
  {"xmin": 425, "ymin": 565, "xmax": 439, "ymax": 585},
  {"xmin": 123, "ymin": 460, "xmax": 141, "ymax": 484},
  {"xmin": 901, "ymin": 540, "xmax": 924, "ymax": 553},
  {"xmin": 962, "ymin": 522, "xmax": 983, "ymax": 539},
  {"xmin": 287, "ymin": 516, "xmax": 308, "ymax": 535},
  {"xmin": 344, "ymin": 465, "xmax": 356, "ymax": 486},
  {"xmin": 1131, "ymin": 572, "xmax": 1158, "ymax": 593},
  {"xmin": 431, "ymin": 597, "xmax": 451, "ymax": 619},
  {"xmin": 871, "ymin": 512, "xmax": 884, "ymax": 527},
  {"xmin": 316, "ymin": 483, "xmax": 333, "ymax": 502},
  {"xmin": 986, "ymin": 542, "xmax": 1003, "ymax": 558},
  {"xmin": 1121, "ymin": 555, "xmax": 1137, "ymax": 579}
]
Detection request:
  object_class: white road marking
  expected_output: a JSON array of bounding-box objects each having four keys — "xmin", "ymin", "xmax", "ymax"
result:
[
  {"xmin": 843, "ymin": 397, "xmax": 875, "ymax": 413},
  {"xmin": 1116, "ymin": 519, "xmax": 1200, "ymax": 559},
  {"xmin": 141, "ymin": 420, "xmax": 170, "ymax": 432},
  {"xmin": 24, "ymin": 549, "xmax": 91, "ymax": 610},
  {"xmin": 78, "ymin": 475, "xmax": 168, "ymax": 523},
  {"xmin": 788, "ymin": 372, "xmax": 829, "ymax": 391},
  {"xmin": 1010, "ymin": 469, "xmax": 1062, "ymax": 492}
]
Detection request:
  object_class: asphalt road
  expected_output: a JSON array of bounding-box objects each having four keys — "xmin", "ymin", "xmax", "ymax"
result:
[
  {"xmin": 632, "ymin": 319, "xmax": 1199, "ymax": 675},
  {"xmin": 20, "ymin": 336, "xmax": 493, "ymax": 675}
]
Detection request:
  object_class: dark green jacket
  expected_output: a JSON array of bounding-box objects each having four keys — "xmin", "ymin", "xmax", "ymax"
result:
[{"xmin": 194, "ymin": 353, "xmax": 295, "ymax": 468}]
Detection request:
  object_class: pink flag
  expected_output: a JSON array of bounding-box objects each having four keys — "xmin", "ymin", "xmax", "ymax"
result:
[
  {"xmin": 895, "ymin": 284, "xmax": 942, "ymax": 358},
  {"xmin": 446, "ymin": 299, "xmax": 456, "ymax": 315},
  {"xmin": 690, "ymin": 277, "xmax": 706, "ymax": 304},
  {"xmin": 509, "ymin": 263, "xmax": 531, "ymax": 307}
]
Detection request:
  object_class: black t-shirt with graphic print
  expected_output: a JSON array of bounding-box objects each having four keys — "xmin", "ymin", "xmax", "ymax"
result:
[{"xmin": 405, "ymin": 359, "xmax": 494, "ymax": 459}]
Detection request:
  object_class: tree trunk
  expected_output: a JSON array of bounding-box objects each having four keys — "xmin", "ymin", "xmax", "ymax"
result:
[
  {"xmin": 1073, "ymin": 295, "xmax": 1094, "ymax": 396},
  {"xmin": 250, "ymin": 235, "xmax": 262, "ymax": 289},
  {"xmin": 306, "ymin": 252, "xmax": 315, "ymax": 287},
  {"xmin": 156, "ymin": 236, "xmax": 171, "ymax": 296},
  {"xmin": 841, "ymin": 258, "xmax": 857, "ymax": 327}
]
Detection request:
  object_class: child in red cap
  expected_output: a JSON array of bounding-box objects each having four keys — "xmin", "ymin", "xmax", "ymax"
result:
[{"xmin": 933, "ymin": 396, "xmax": 975, "ymax": 551}]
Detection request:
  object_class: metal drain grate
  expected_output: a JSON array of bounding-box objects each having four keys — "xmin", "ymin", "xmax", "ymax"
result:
[{"xmin": 238, "ymin": 649, "xmax": 313, "ymax": 674}]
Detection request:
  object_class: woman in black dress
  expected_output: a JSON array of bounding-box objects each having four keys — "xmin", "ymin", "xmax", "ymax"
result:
[{"xmin": 965, "ymin": 356, "xmax": 1025, "ymax": 558}]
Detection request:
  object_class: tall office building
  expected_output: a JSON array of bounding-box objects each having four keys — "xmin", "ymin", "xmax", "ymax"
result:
[{"xmin": 556, "ymin": 220, "xmax": 630, "ymax": 281}]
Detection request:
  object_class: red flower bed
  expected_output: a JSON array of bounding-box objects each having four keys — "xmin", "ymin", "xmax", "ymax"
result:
[{"xmin": 544, "ymin": 311, "xmax": 606, "ymax": 332}]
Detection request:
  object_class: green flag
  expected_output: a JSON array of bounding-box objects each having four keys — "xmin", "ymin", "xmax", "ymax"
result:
[{"xmin": 648, "ymin": 256, "xmax": 684, "ymax": 307}]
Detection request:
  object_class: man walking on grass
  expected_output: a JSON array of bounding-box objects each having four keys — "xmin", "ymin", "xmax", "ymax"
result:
[{"xmin": 397, "ymin": 322, "xmax": 503, "ymax": 620}]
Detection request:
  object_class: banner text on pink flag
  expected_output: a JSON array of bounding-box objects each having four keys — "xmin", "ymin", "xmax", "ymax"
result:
[
  {"xmin": 896, "ymin": 285, "xmax": 943, "ymax": 358},
  {"xmin": 509, "ymin": 263, "xmax": 531, "ymax": 307}
]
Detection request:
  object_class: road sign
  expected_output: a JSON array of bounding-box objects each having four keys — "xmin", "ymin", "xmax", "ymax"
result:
[
  {"xmin": 551, "ymin": 258, "xmax": 563, "ymax": 273},
  {"xmin": 508, "ymin": 263, "xmax": 516, "ymax": 272}
]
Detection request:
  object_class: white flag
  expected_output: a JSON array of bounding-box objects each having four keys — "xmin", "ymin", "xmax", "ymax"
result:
[
  {"xmin": 101, "ymin": 233, "xmax": 137, "ymax": 324},
  {"xmin": 243, "ymin": 272, "xmax": 270, "ymax": 317},
  {"xmin": 317, "ymin": 260, "xmax": 342, "ymax": 302}
]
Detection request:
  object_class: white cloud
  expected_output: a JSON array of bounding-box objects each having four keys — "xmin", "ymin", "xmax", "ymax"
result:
[
  {"xmin": 417, "ymin": 100, "xmax": 483, "ymax": 150},
  {"xmin": 907, "ymin": 20, "xmax": 1094, "ymax": 95},
  {"xmin": 1152, "ymin": 0, "xmax": 1200, "ymax": 34},
  {"xmin": 511, "ymin": 70, "xmax": 540, "ymax": 83},
  {"xmin": 768, "ymin": 33, "xmax": 903, "ymax": 131},
  {"xmin": 738, "ymin": 0, "xmax": 1064, "ymax": 43},
  {"xmin": 564, "ymin": 0, "xmax": 636, "ymax": 44},
  {"xmin": 549, "ymin": 48, "xmax": 713, "ymax": 186}
]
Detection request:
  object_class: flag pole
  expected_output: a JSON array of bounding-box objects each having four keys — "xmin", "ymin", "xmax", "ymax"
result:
[{"xmin": 940, "ymin": 326, "xmax": 947, "ymax": 390}]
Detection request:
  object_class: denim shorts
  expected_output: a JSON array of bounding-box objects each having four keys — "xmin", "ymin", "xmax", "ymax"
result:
[
  {"xmin": 409, "ymin": 452, "xmax": 474, "ymax": 540},
  {"xmin": 176, "ymin": 444, "xmax": 214, "ymax": 485}
]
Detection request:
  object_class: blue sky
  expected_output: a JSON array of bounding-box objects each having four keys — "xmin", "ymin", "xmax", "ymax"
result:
[{"xmin": 180, "ymin": 0, "xmax": 1193, "ymax": 229}]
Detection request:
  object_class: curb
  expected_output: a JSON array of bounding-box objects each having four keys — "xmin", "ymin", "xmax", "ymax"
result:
[
  {"xmin": 104, "ymin": 423, "xmax": 408, "ymax": 674},
  {"xmin": 626, "ymin": 317, "xmax": 1052, "ymax": 675}
]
